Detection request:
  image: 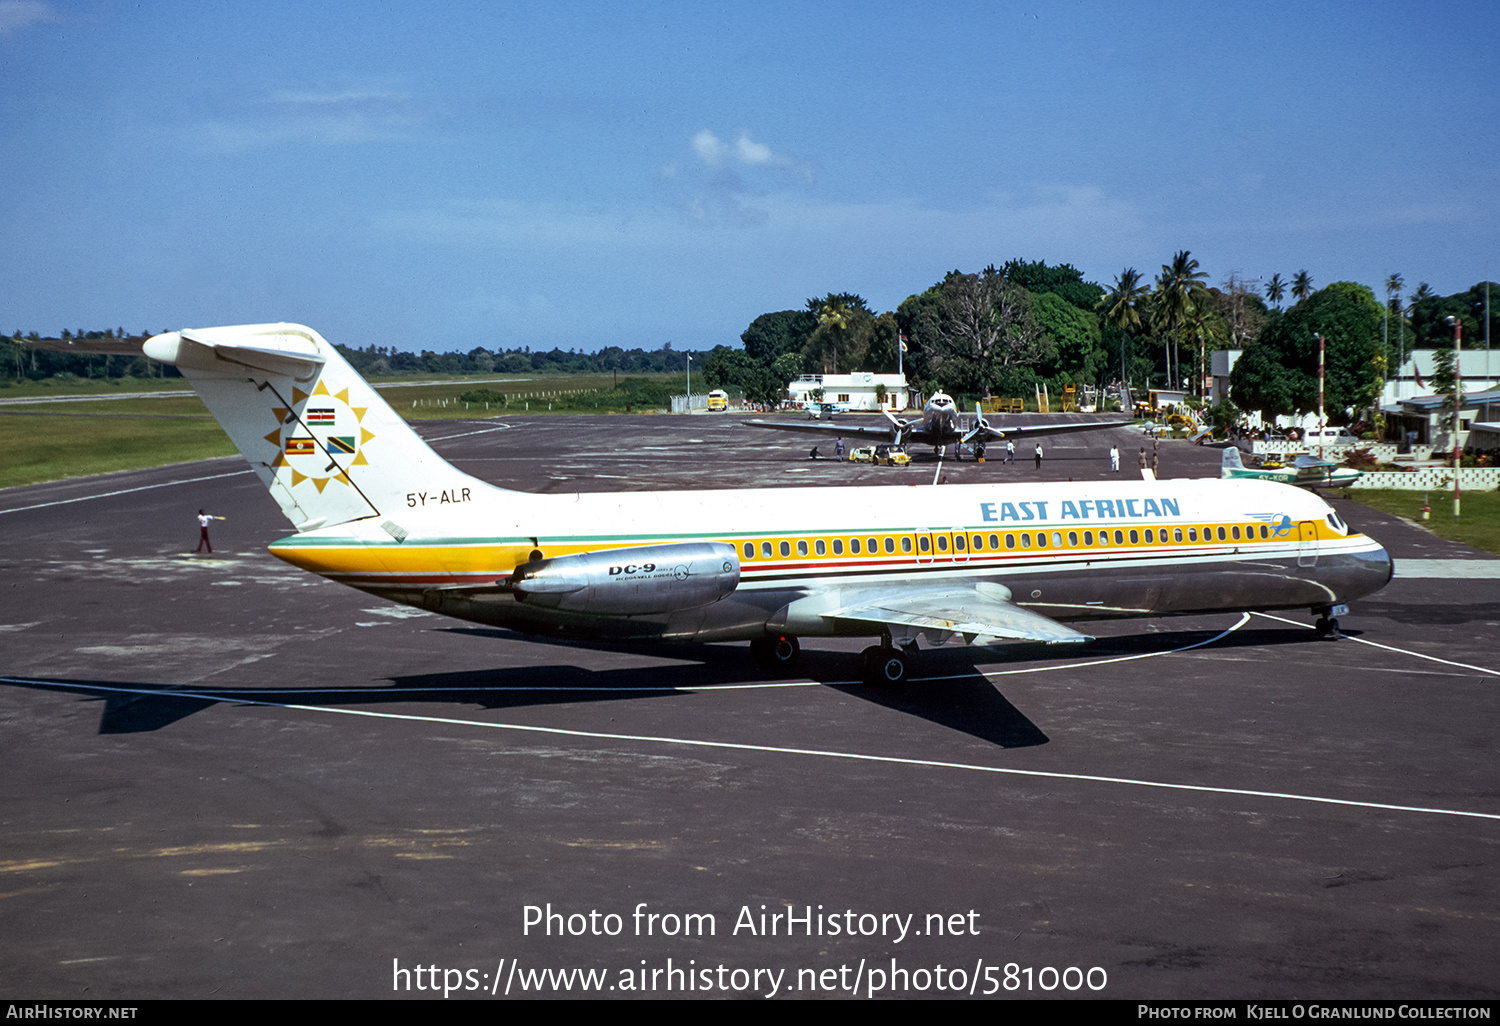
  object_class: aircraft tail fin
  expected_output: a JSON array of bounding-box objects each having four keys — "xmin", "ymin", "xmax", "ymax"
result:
[
  {"xmin": 1221, "ymin": 446, "xmax": 1245, "ymax": 473},
  {"xmin": 144, "ymin": 323, "xmax": 492, "ymax": 531}
]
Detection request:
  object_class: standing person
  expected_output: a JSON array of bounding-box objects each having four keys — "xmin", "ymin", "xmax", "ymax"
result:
[
  {"xmin": 1150, "ymin": 450, "xmax": 1160, "ymax": 476},
  {"xmin": 835, "ymin": 437, "xmax": 844, "ymax": 462},
  {"xmin": 195, "ymin": 509, "xmax": 224, "ymax": 553},
  {"xmin": 1110, "ymin": 445, "xmax": 1120, "ymax": 473},
  {"xmin": 1138, "ymin": 448, "xmax": 1147, "ymax": 471},
  {"xmin": 1034, "ymin": 443, "xmax": 1043, "ymax": 469},
  {"xmin": 1005, "ymin": 440, "xmax": 1015, "ymax": 464}
]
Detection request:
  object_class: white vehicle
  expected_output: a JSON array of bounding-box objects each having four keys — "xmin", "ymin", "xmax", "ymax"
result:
[
  {"xmin": 1303, "ymin": 427, "xmax": 1360, "ymax": 447},
  {"xmin": 143, "ymin": 323, "xmax": 1394, "ymax": 684}
]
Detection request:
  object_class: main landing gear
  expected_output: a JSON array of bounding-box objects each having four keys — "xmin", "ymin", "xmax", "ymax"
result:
[
  {"xmin": 860, "ymin": 644, "xmax": 910, "ymax": 685},
  {"xmin": 1313, "ymin": 615, "xmax": 1342, "ymax": 640},
  {"xmin": 751, "ymin": 634, "xmax": 916, "ymax": 685},
  {"xmin": 751, "ymin": 634, "xmax": 800, "ymax": 670},
  {"xmin": 1312, "ymin": 603, "xmax": 1348, "ymax": 640}
]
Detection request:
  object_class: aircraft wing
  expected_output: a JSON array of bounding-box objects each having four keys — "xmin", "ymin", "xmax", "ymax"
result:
[
  {"xmin": 742, "ymin": 418, "xmax": 897, "ymax": 441},
  {"xmin": 813, "ymin": 583, "xmax": 1093, "ymax": 647},
  {"xmin": 974, "ymin": 418, "xmax": 1132, "ymax": 441}
]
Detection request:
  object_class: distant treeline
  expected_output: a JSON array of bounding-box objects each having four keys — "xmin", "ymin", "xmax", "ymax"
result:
[{"xmin": 2, "ymin": 329, "xmax": 712, "ymax": 385}]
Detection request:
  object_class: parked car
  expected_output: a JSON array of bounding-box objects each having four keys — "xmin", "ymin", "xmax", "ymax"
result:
[
  {"xmin": 848, "ymin": 445, "xmax": 878, "ymax": 463},
  {"xmin": 1303, "ymin": 427, "xmax": 1359, "ymax": 447},
  {"xmin": 875, "ymin": 444, "xmax": 911, "ymax": 467}
]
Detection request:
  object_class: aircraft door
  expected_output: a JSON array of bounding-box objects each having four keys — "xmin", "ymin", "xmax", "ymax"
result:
[
  {"xmin": 1297, "ymin": 521, "xmax": 1318, "ymax": 568},
  {"xmin": 914, "ymin": 529, "xmax": 934, "ymax": 564}
]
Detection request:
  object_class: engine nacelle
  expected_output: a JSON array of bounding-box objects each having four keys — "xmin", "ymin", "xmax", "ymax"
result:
[{"xmin": 512, "ymin": 542, "xmax": 740, "ymax": 615}]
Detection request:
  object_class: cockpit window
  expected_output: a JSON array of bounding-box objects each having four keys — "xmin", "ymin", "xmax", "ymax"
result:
[{"xmin": 1325, "ymin": 512, "xmax": 1347, "ymax": 534}]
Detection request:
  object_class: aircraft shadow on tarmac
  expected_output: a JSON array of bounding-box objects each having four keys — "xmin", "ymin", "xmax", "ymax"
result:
[{"xmin": 2, "ymin": 622, "xmax": 1331, "ymax": 746}]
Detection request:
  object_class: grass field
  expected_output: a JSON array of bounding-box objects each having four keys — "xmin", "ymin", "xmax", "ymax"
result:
[
  {"xmin": 1351, "ymin": 487, "xmax": 1500, "ymax": 556},
  {"xmin": 0, "ymin": 373, "xmax": 675, "ymax": 489}
]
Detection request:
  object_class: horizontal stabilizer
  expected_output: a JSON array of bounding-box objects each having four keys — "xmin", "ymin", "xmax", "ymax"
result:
[{"xmin": 144, "ymin": 325, "xmax": 326, "ymax": 381}]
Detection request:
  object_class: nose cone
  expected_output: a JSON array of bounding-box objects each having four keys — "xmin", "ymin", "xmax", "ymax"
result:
[{"xmin": 1347, "ymin": 539, "xmax": 1394, "ymax": 601}]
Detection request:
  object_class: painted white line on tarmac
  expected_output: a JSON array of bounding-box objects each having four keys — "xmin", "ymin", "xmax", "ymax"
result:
[
  {"xmin": 8, "ymin": 666, "xmax": 1497, "ymax": 823},
  {"xmin": 1252, "ymin": 611, "xmax": 1500, "ymax": 677},
  {"xmin": 0, "ymin": 469, "xmax": 256, "ymax": 516}
]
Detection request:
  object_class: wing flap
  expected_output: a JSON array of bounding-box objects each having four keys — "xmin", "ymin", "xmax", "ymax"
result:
[{"xmin": 819, "ymin": 584, "xmax": 1093, "ymax": 646}]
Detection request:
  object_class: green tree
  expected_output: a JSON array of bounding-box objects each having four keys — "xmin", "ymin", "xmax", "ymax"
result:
[
  {"xmin": 1152, "ymin": 251, "xmax": 1210, "ymax": 389},
  {"xmin": 1000, "ymin": 258, "xmax": 1104, "ymax": 312},
  {"xmin": 1291, "ymin": 270, "xmax": 1313, "ymax": 303},
  {"xmin": 1096, "ymin": 268, "xmax": 1150, "ymax": 398},
  {"xmin": 1264, "ymin": 273, "xmax": 1286, "ymax": 310},
  {"xmin": 740, "ymin": 309, "xmax": 817, "ymax": 367},
  {"xmin": 1229, "ymin": 282, "xmax": 1383, "ymax": 420}
]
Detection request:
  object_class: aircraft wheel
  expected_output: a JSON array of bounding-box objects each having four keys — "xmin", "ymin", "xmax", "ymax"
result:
[
  {"xmin": 1313, "ymin": 616, "xmax": 1331, "ymax": 638},
  {"xmin": 861, "ymin": 645, "xmax": 908, "ymax": 685},
  {"xmin": 753, "ymin": 634, "xmax": 800, "ymax": 670}
]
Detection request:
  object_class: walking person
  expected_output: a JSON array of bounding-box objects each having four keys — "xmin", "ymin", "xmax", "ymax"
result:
[
  {"xmin": 1005, "ymin": 440, "xmax": 1015, "ymax": 464},
  {"xmin": 196, "ymin": 509, "xmax": 224, "ymax": 553},
  {"xmin": 1138, "ymin": 447, "xmax": 1147, "ymax": 472}
]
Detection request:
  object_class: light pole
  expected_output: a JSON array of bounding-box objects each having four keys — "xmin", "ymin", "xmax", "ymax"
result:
[{"xmin": 685, "ymin": 353, "xmax": 692, "ymax": 414}]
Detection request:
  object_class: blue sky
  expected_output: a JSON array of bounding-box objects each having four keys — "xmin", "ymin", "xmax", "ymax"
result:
[{"xmin": 3, "ymin": 1, "xmax": 1496, "ymax": 353}]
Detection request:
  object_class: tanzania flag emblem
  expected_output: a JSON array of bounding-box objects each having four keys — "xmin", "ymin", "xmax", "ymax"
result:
[
  {"xmin": 285, "ymin": 438, "xmax": 317, "ymax": 456},
  {"xmin": 326, "ymin": 436, "xmax": 357, "ymax": 455},
  {"xmin": 306, "ymin": 408, "xmax": 336, "ymax": 424}
]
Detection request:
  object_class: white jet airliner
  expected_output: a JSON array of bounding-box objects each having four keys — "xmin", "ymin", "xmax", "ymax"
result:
[{"xmin": 144, "ymin": 324, "xmax": 1392, "ymax": 684}]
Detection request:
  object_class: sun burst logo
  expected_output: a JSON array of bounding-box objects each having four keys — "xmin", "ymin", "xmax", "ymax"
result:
[{"xmin": 265, "ymin": 380, "xmax": 376, "ymax": 492}]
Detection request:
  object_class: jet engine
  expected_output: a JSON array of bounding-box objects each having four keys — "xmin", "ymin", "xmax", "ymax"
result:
[{"xmin": 511, "ymin": 542, "xmax": 740, "ymax": 615}]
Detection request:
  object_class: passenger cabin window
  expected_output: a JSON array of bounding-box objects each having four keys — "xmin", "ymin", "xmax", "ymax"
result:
[
  {"xmin": 761, "ymin": 541, "xmax": 772, "ymax": 558},
  {"xmin": 936, "ymin": 536, "xmax": 948, "ymax": 553},
  {"xmin": 954, "ymin": 534, "xmax": 965, "ymax": 551},
  {"xmin": 832, "ymin": 539, "xmax": 843, "ymax": 555},
  {"xmin": 919, "ymin": 536, "xmax": 930, "ymax": 553},
  {"xmin": 989, "ymin": 534, "xmax": 1001, "ymax": 549},
  {"xmin": 884, "ymin": 537, "xmax": 895, "ymax": 553},
  {"xmin": 1005, "ymin": 534, "xmax": 1015, "ymax": 549},
  {"xmin": 779, "ymin": 540, "xmax": 790, "ymax": 557},
  {"xmin": 797, "ymin": 540, "xmax": 808, "ymax": 556},
  {"xmin": 814, "ymin": 539, "xmax": 825, "ymax": 556},
  {"xmin": 901, "ymin": 536, "xmax": 912, "ymax": 553},
  {"xmin": 1020, "ymin": 533, "xmax": 1031, "ymax": 549},
  {"xmin": 850, "ymin": 538, "xmax": 861, "ymax": 554},
  {"xmin": 743, "ymin": 542, "xmax": 754, "ymax": 558}
]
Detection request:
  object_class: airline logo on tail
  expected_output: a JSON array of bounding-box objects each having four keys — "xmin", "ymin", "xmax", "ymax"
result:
[{"xmin": 265, "ymin": 380, "xmax": 378, "ymax": 494}]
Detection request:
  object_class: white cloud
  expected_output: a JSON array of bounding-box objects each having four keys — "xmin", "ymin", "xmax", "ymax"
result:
[
  {"xmin": 0, "ymin": 0, "xmax": 56, "ymax": 35},
  {"xmin": 195, "ymin": 86, "xmax": 421, "ymax": 152}
]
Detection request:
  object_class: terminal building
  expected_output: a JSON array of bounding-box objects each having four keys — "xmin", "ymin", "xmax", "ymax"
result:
[{"xmin": 785, "ymin": 372, "xmax": 910, "ymax": 412}]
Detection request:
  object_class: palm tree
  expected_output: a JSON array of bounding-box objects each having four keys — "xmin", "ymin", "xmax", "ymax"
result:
[
  {"xmin": 1097, "ymin": 268, "xmax": 1150, "ymax": 406},
  {"xmin": 1153, "ymin": 251, "xmax": 1210, "ymax": 389},
  {"xmin": 1385, "ymin": 272, "xmax": 1405, "ymax": 377},
  {"xmin": 1291, "ymin": 270, "xmax": 1313, "ymax": 303},
  {"xmin": 1264, "ymin": 273, "xmax": 1286, "ymax": 310},
  {"xmin": 816, "ymin": 299, "xmax": 849, "ymax": 374}
]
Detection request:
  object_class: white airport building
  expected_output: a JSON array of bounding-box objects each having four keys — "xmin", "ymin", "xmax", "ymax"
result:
[{"xmin": 786, "ymin": 372, "xmax": 910, "ymax": 411}]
